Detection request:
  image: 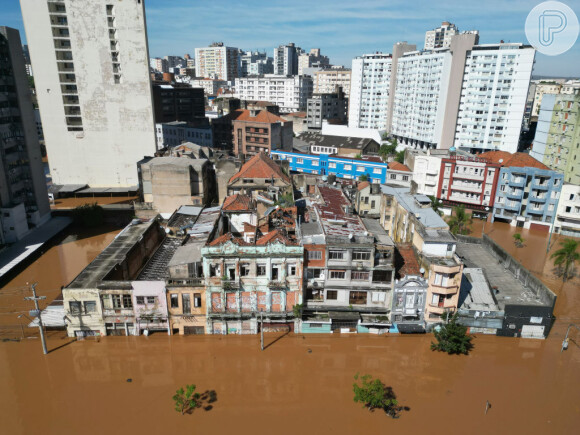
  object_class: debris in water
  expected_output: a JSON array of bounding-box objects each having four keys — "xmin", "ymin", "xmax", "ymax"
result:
[{"xmin": 126, "ymin": 378, "xmax": 132, "ymax": 383}]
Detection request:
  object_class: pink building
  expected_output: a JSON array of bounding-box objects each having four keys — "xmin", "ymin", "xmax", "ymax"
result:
[{"xmin": 131, "ymin": 281, "xmax": 170, "ymax": 335}]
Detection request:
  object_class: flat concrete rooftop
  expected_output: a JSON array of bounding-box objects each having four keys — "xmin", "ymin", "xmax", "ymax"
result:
[{"xmin": 456, "ymin": 242, "xmax": 545, "ymax": 308}]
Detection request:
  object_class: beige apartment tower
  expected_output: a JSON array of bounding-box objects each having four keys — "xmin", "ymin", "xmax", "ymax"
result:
[{"xmin": 20, "ymin": 0, "xmax": 157, "ymax": 187}]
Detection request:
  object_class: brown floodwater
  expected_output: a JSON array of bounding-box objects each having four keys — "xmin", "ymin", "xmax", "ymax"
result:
[
  {"xmin": 51, "ymin": 196, "xmax": 138, "ymax": 209},
  {"xmin": 1, "ymin": 222, "xmax": 579, "ymax": 434}
]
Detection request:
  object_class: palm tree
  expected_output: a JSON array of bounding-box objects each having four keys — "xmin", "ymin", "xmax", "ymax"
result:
[
  {"xmin": 512, "ymin": 233, "xmax": 525, "ymax": 248},
  {"xmin": 550, "ymin": 239, "xmax": 580, "ymax": 282},
  {"xmin": 429, "ymin": 195, "xmax": 443, "ymax": 216},
  {"xmin": 448, "ymin": 205, "xmax": 472, "ymax": 235}
]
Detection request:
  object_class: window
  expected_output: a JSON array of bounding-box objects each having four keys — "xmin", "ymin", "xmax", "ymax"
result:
[
  {"xmin": 240, "ymin": 263, "xmax": 250, "ymax": 277},
  {"xmin": 136, "ymin": 296, "xmax": 145, "ymax": 305},
  {"xmin": 357, "ymin": 166, "xmax": 365, "ymax": 172},
  {"xmin": 288, "ymin": 264, "xmax": 296, "ymax": 276},
  {"xmin": 182, "ymin": 294, "xmax": 191, "ymax": 314},
  {"xmin": 112, "ymin": 295, "xmax": 122, "ymax": 309},
  {"xmin": 373, "ymin": 168, "xmax": 381, "ymax": 174},
  {"xmin": 344, "ymin": 164, "xmax": 352, "ymax": 170},
  {"xmin": 326, "ymin": 290, "xmax": 338, "ymax": 300},
  {"xmin": 122, "ymin": 295, "xmax": 133, "ymax": 309},
  {"xmin": 329, "ymin": 250, "xmax": 345, "ymax": 260},
  {"xmin": 194, "ymin": 293, "xmax": 202, "ymax": 308},
  {"xmin": 402, "ymin": 176, "xmax": 409, "ymax": 182},
  {"xmin": 371, "ymin": 200, "xmax": 375, "ymax": 208},
  {"xmin": 297, "ymin": 158, "xmax": 303, "ymax": 164},
  {"xmin": 170, "ymin": 294, "xmax": 179, "ymax": 308},
  {"xmin": 257, "ymin": 264, "xmax": 266, "ymax": 276},
  {"xmin": 69, "ymin": 301, "xmax": 82, "ymax": 315},
  {"xmin": 330, "ymin": 270, "xmax": 346, "ymax": 279},
  {"xmin": 147, "ymin": 296, "xmax": 156, "ymax": 304},
  {"xmin": 307, "ymin": 268, "xmax": 322, "ymax": 279},
  {"xmin": 308, "ymin": 250, "xmax": 322, "ymax": 260},
  {"xmin": 210, "ymin": 264, "xmax": 220, "ymax": 277},
  {"xmin": 329, "ymin": 163, "xmax": 336, "ymax": 169},
  {"xmin": 352, "ymin": 251, "xmax": 371, "ymax": 261},
  {"xmin": 349, "ymin": 291, "xmax": 367, "ymax": 305},
  {"xmin": 312, "ymin": 160, "xmax": 319, "ymax": 167},
  {"xmin": 351, "ymin": 271, "xmax": 370, "ymax": 280},
  {"xmin": 84, "ymin": 301, "xmax": 96, "ymax": 314}
]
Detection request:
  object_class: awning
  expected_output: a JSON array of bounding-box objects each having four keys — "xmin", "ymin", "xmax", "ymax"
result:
[{"xmin": 328, "ymin": 311, "xmax": 361, "ymax": 321}]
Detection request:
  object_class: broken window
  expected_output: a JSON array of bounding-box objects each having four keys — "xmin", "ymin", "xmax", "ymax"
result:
[
  {"xmin": 136, "ymin": 296, "xmax": 145, "ymax": 305},
  {"xmin": 226, "ymin": 265, "xmax": 236, "ymax": 280},
  {"xmin": 257, "ymin": 264, "xmax": 266, "ymax": 276},
  {"xmin": 112, "ymin": 295, "xmax": 122, "ymax": 309},
  {"xmin": 147, "ymin": 296, "xmax": 156, "ymax": 304},
  {"xmin": 287, "ymin": 264, "xmax": 297, "ymax": 276},
  {"xmin": 69, "ymin": 301, "xmax": 82, "ymax": 315},
  {"xmin": 194, "ymin": 293, "xmax": 202, "ymax": 308},
  {"xmin": 306, "ymin": 289, "xmax": 324, "ymax": 301},
  {"xmin": 170, "ymin": 294, "xmax": 179, "ymax": 308},
  {"xmin": 210, "ymin": 264, "xmax": 221, "ymax": 277},
  {"xmin": 240, "ymin": 263, "xmax": 250, "ymax": 277},
  {"xmin": 84, "ymin": 301, "xmax": 96, "ymax": 314},
  {"xmin": 101, "ymin": 295, "xmax": 112, "ymax": 309},
  {"xmin": 122, "ymin": 294, "xmax": 133, "ymax": 309},
  {"xmin": 349, "ymin": 291, "xmax": 367, "ymax": 305},
  {"xmin": 372, "ymin": 270, "xmax": 392, "ymax": 282},
  {"xmin": 182, "ymin": 294, "xmax": 191, "ymax": 314},
  {"xmin": 271, "ymin": 266, "xmax": 279, "ymax": 280}
]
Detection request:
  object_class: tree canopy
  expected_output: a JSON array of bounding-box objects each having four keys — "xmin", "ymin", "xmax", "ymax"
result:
[{"xmin": 431, "ymin": 312, "xmax": 473, "ymax": 355}]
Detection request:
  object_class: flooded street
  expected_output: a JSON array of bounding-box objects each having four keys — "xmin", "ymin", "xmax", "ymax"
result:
[{"xmin": 0, "ymin": 221, "xmax": 579, "ymax": 434}]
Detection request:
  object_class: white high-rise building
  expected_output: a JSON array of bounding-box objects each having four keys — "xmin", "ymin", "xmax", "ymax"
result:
[
  {"xmin": 235, "ymin": 75, "xmax": 313, "ymax": 112},
  {"xmin": 273, "ymin": 43, "xmax": 303, "ymax": 76},
  {"xmin": 20, "ymin": 0, "xmax": 157, "ymax": 188},
  {"xmin": 298, "ymin": 48, "xmax": 330, "ymax": 75},
  {"xmin": 194, "ymin": 43, "xmax": 240, "ymax": 81},
  {"xmin": 454, "ymin": 44, "xmax": 535, "ymax": 153},
  {"xmin": 314, "ymin": 68, "xmax": 351, "ymax": 96},
  {"xmin": 240, "ymin": 51, "xmax": 273, "ymax": 77},
  {"xmin": 348, "ymin": 53, "xmax": 392, "ymax": 130},
  {"xmin": 424, "ymin": 21, "xmax": 459, "ymax": 50}
]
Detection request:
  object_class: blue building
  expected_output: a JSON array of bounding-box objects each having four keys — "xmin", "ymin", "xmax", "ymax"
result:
[
  {"xmin": 487, "ymin": 152, "xmax": 564, "ymax": 230},
  {"xmin": 271, "ymin": 150, "xmax": 389, "ymax": 184}
]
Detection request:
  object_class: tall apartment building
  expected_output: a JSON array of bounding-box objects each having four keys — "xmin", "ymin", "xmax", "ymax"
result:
[
  {"xmin": 348, "ymin": 53, "xmax": 392, "ymax": 130},
  {"xmin": 314, "ymin": 68, "xmax": 351, "ymax": 96},
  {"xmin": 424, "ymin": 21, "xmax": 459, "ymax": 50},
  {"xmin": 298, "ymin": 48, "xmax": 329, "ymax": 75},
  {"xmin": 235, "ymin": 75, "xmax": 313, "ymax": 112},
  {"xmin": 273, "ymin": 43, "xmax": 303, "ymax": 76},
  {"xmin": 150, "ymin": 57, "xmax": 168, "ymax": 73},
  {"xmin": 0, "ymin": 27, "xmax": 51, "ymax": 243},
  {"xmin": 539, "ymin": 92, "xmax": 580, "ymax": 184},
  {"xmin": 306, "ymin": 90, "xmax": 348, "ymax": 129},
  {"xmin": 151, "ymin": 83, "xmax": 205, "ymax": 124},
  {"xmin": 530, "ymin": 81, "xmax": 562, "ymax": 119},
  {"xmin": 454, "ymin": 44, "xmax": 535, "ymax": 153},
  {"xmin": 240, "ymin": 51, "xmax": 273, "ymax": 77},
  {"xmin": 195, "ymin": 42, "xmax": 240, "ymax": 81},
  {"xmin": 20, "ymin": 0, "xmax": 157, "ymax": 187}
]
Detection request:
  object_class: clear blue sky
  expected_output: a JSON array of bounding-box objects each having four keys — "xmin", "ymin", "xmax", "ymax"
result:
[{"xmin": 5, "ymin": 0, "xmax": 580, "ymax": 77}]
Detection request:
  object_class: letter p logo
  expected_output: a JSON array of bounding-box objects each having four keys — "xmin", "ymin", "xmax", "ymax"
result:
[{"xmin": 539, "ymin": 10, "xmax": 567, "ymax": 46}]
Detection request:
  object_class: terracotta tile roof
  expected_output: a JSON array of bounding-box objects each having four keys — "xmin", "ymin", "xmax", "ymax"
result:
[
  {"xmin": 283, "ymin": 111, "xmax": 307, "ymax": 118},
  {"xmin": 479, "ymin": 151, "xmax": 551, "ymax": 170},
  {"xmin": 357, "ymin": 181, "xmax": 370, "ymax": 191},
  {"xmin": 395, "ymin": 244, "xmax": 421, "ymax": 279},
  {"xmin": 243, "ymin": 222, "xmax": 256, "ymax": 233},
  {"xmin": 229, "ymin": 109, "xmax": 287, "ymax": 124},
  {"xmin": 222, "ymin": 194, "xmax": 253, "ymax": 211},
  {"xmin": 255, "ymin": 229, "xmax": 294, "ymax": 245},
  {"xmin": 229, "ymin": 152, "xmax": 291, "ymax": 184},
  {"xmin": 388, "ymin": 161, "xmax": 411, "ymax": 172},
  {"xmin": 208, "ymin": 233, "xmax": 249, "ymax": 246}
]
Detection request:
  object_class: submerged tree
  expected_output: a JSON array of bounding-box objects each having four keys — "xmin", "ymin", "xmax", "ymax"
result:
[
  {"xmin": 72, "ymin": 203, "xmax": 104, "ymax": 228},
  {"xmin": 173, "ymin": 384, "xmax": 201, "ymax": 415},
  {"xmin": 512, "ymin": 233, "xmax": 525, "ymax": 248},
  {"xmin": 448, "ymin": 205, "xmax": 472, "ymax": 235},
  {"xmin": 431, "ymin": 312, "xmax": 473, "ymax": 355},
  {"xmin": 353, "ymin": 373, "xmax": 401, "ymax": 418},
  {"xmin": 550, "ymin": 239, "xmax": 580, "ymax": 282}
]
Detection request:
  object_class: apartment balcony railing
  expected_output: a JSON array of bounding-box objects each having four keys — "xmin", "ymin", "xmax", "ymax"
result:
[
  {"xmin": 450, "ymin": 183, "xmax": 482, "ymax": 193},
  {"xmin": 452, "ymin": 172, "xmax": 485, "ymax": 181}
]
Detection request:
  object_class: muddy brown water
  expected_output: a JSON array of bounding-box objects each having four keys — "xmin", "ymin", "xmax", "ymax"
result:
[{"xmin": 1, "ymin": 222, "xmax": 579, "ymax": 434}]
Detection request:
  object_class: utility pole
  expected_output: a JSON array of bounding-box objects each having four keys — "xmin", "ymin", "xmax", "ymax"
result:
[
  {"xmin": 24, "ymin": 283, "xmax": 47, "ymax": 355},
  {"xmin": 260, "ymin": 310, "xmax": 264, "ymax": 351}
]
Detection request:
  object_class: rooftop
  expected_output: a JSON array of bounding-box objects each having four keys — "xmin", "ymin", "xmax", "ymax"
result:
[
  {"xmin": 361, "ymin": 218, "xmax": 394, "ymax": 246},
  {"xmin": 315, "ymin": 186, "xmax": 368, "ymax": 240},
  {"xmin": 388, "ymin": 161, "xmax": 411, "ymax": 172},
  {"xmin": 222, "ymin": 194, "xmax": 253, "ymax": 211},
  {"xmin": 395, "ymin": 245, "xmax": 421, "ymax": 278},
  {"xmin": 381, "ymin": 185, "xmax": 448, "ymax": 230},
  {"xmin": 229, "ymin": 109, "xmax": 287, "ymax": 124},
  {"xmin": 229, "ymin": 152, "xmax": 291, "ymax": 184},
  {"xmin": 297, "ymin": 131, "xmax": 377, "ymax": 150},
  {"xmin": 459, "ymin": 268, "xmax": 500, "ymax": 311},
  {"xmin": 142, "ymin": 156, "xmax": 208, "ymax": 171},
  {"xmin": 137, "ymin": 237, "xmax": 183, "ymax": 280},
  {"xmin": 479, "ymin": 151, "xmax": 551, "ymax": 170}
]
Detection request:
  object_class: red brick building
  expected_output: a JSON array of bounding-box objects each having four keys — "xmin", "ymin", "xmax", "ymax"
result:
[{"xmin": 231, "ymin": 109, "xmax": 293, "ymax": 157}]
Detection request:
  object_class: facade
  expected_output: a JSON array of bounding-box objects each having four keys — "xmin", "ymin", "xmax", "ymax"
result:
[
  {"xmin": 454, "ymin": 44, "xmax": 535, "ymax": 153},
  {"xmin": 540, "ymin": 92, "xmax": 580, "ymax": 184},
  {"xmin": 348, "ymin": 53, "xmax": 392, "ymax": 130},
  {"xmin": 424, "ymin": 21, "xmax": 459, "ymax": 50},
  {"xmin": 437, "ymin": 154, "xmax": 501, "ymax": 217},
  {"xmin": 425, "ymin": 257, "xmax": 463, "ymax": 323},
  {"xmin": 152, "ymin": 83, "xmax": 205, "ymax": 124},
  {"xmin": 355, "ymin": 182, "xmax": 382, "ymax": 217},
  {"xmin": 314, "ymin": 68, "xmax": 351, "ymax": 96},
  {"xmin": 240, "ymin": 51, "xmax": 273, "ymax": 77},
  {"xmin": 155, "ymin": 121, "xmax": 213, "ymax": 149},
  {"xmin": 306, "ymin": 90, "xmax": 348, "ymax": 129},
  {"xmin": 386, "ymin": 162, "xmax": 412, "ymax": 187},
  {"xmin": 554, "ymin": 184, "xmax": 580, "ymax": 238},
  {"xmin": 21, "ymin": 0, "xmax": 157, "ymax": 187},
  {"xmin": 150, "ymin": 57, "xmax": 168, "ymax": 73},
  {"xmin": 0, "ymin": 27, "xmax": 51, "ymax": 243},
  {"xmin": 272, "ymin": 150, "xmax": 389, "ymax": 184},
  {"xmin": 531, "ymin": 81, "xmax": 562, "ymax": 120},
  {"xmin": 235, "ymin": 75, "xmax": 313, "ymax": 112},
  {"xmin": 194, "ymin": 43, "xmax": 240, "ymax": 81},
  {"xmin": 529, "ymin": 93, "xmax": 556, "ymax": 162},
  {"xmin": 296, "ymin": 131, "xmax": 380, "ymax": 157},
  {"xmin": 138, "ymin": 156, "xmax": 216, "ymax": 213},
  {"xmin": 487, "ymin": 151, "xmax": 563, "ymax": 230},
  {"xmin": 273, "ymin": 43, "xmax": 303, "ymax": 76},
  {"xmin": 298, "ymin": 48, "xmax": 329, "ymax": 75},
  {"xmin": 301, "ymin": 186, "xmax": 395, "ymax": 333},
  {"xmin": 231, "ymin": 109, "xmax": 293, "ymax": 156},
  {"xmin": 190, "ymin": 78, "xmax": 227, "ymax": 97},
  {"xmin": 404, "ymin": 148, "xmax": 444, "ymax": 196},
  {"xmin": 392, "ymin": 275, "xmax": 428, "ymax": 331}
]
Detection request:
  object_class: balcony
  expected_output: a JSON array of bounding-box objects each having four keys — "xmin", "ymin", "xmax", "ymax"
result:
[
  {"xmin": 221, "ymin": 280, "xmax": 240, "ymax": 290},
  {"xmin": 429, "ymin": 283, "xmax": 459, "ymax": 295},
  {"xmin": 268, "ymin": 280, "xmax": 288, "ymax": 289},
  {"xmin": 450, "ymin": 183, "xmax": 482, "ymax": 193},
  {"xmin": 452, "ymin": 172, "xmax": 484, "ymax": 181},
  {"xmin": 103, "ymin": 308, "xmax": 134, "ymax": 317},
  {"xmin": 530, "ymin": 195, "xmax": 547, "ymax": 203},
  {"xmin": 533, "ymin": 182, "xmax": 549, "ymax": 190},
  {"xmin": 449, "ymin": 195, "xmax": 480, "ymax": 205},
  {"xmin": 527, "ymin": 208, "xmax": 544, "ymax": 215}
]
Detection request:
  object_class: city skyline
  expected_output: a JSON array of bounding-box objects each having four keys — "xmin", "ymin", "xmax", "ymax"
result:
[{"xmin": 6, "ymin": 0, "xmax": 580, "ymax": 77}]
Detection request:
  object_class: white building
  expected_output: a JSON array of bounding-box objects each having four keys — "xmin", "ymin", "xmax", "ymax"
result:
[
  {"xmin": 273, "ymin": 43, "xmax": 303, "ymax": 76},
  {"xmin": 194, "ymin": 43, "xmax": 240, "ymax": 81},
  {"xmin": 240, "ymin": 51, "xmax": 273, "ymax": 76},
  {"xmin": 190, "ymin": 78, "xmax": 227, "ymax": 97},
  {"xmin": 150, "ymin": 57, "xmax": 168, "ymax": 73},
  {"xmin": 555, "ymin": 183, "xmax": 580, "ymax": 238},
  {"xmin": 391, "ymin": 50, "xmax": 452, "ymax": 149},
  {"xmin": 235, "ymin": 75, "xmax": 313, "ymax": 112},
  {"xmin": 405, "ymin": 149, "xmax": 444, "ymax": 196},
  {"xmin": 314, "ymin": 68, "xmax": 351, "ymax": 96},
  {"xmin": 424, "ymin": 22, "xmax": 459, "ymax": 50},
  {"xmin": 155, "ymin": 122, "xmax": 213, "ymax": 149},
  {"xmin": 454, "ymin": 43, "xmax": 535, "ymax": 153},
  {"xmin": 298, "ymin": 48, "xmax": 329, "ymax": 75},
  {"xmin": 348, "ymin": 53, "xmax": 392, "ymax": 130},
  {"xmin": 21, "ymin": 0, "xmax": 157, "ymax": 188},
  {"xmin": 529, "ymin": 93, "xmax": 556, "ymax": 162}
]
